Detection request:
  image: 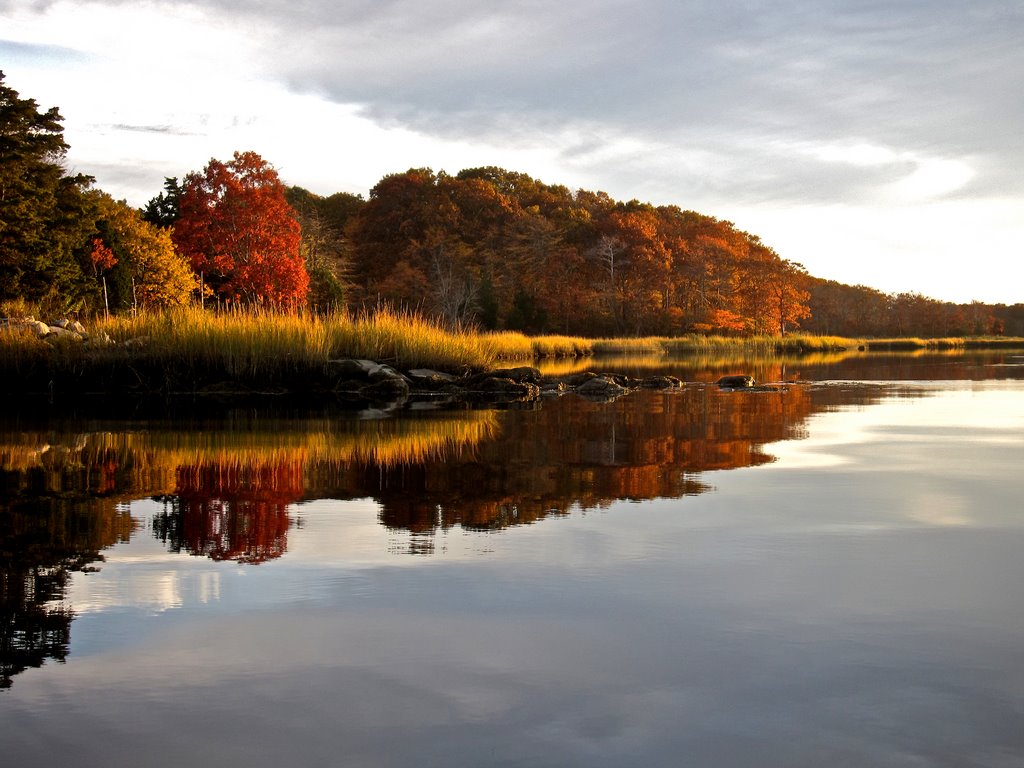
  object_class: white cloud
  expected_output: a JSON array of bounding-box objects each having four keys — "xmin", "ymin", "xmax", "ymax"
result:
[{"xmin": 2, "ymin": 0, "xmax": 1023, "ymax": 303}]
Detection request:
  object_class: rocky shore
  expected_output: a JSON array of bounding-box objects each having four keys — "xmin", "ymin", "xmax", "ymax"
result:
[{"xmin": 2, "ymin": 315, "xmax": 776, "ymax": 405}]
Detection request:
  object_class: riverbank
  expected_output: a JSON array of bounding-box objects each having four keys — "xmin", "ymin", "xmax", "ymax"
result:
[{"xmin": 2, "ymin": 307, "xmax": 1023, "ymax": 403}]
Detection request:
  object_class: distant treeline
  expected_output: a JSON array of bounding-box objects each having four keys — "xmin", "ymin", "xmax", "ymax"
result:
[
  {"xmin": 1, "ymin": 71, "xmax": 1017, "ymax": 338},
  {"xmin": 288, "ymin": 169, "xmax": 1017, "ymax": 338}
]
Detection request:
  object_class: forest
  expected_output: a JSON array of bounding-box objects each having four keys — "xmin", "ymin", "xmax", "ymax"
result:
[{"xmin": 2, "ymin": 71, "xmax": 1020, "ymax": 338}]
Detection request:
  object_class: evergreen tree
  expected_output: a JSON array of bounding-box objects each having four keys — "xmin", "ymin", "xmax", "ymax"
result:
[
  {"xmin": 0, "ymin": 71, "xmax": 96, "ymax": 306},
  {"xmin": 140, "ymin": 177, "xmax": 182, "ymax": 228}
]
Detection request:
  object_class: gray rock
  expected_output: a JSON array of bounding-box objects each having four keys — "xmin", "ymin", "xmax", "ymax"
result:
[
  {"xmin": 360, "ymin": 377, "xmax": 410, "ymax": 400},
  {"xmin": 407, "ymin": 368, "xmax": 457, "ymax": 383},
  {"xmin": 565, "ymin": 371, "xmax": 598, "ymax": 387},
  {"xmin": 470, "ymin": 377, "xmax": 541, "ymax": 397},
  {"xmin": 368, "ymin": 363, "xmax": 409, "ymax": 383},
  {"xmin": 26, "ymin": 320, "xmax": 51, "ymax": 337},
  {"xmin": 641, "ymin": 375, "xmax": 684, "ymax": 389},
  {"xmin": 46, "ymin": 325, "xmax": 83, "ymax": 341},
  {"xmin": 325, "ymin": 359, "xmax": 378, "ymax": 379},
  {"xmin": 488, "ymin": 366, "xmax": 542, "ymax": 383},
  {"xmin": 576, "ymin": 376, "xmax": 627, "ymax": 396},
  {"xmin": 717, "ymin": 374, "xmax": 755, "ymax": 388}
]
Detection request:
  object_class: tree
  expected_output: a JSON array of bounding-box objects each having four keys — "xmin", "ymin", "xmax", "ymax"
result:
[
  {"xmin": 0, "ymin": 71, "xmax": 97, "ymax": 306},
  {"xmin": 140, "ymin": 177, "xmax": 182, "ymax": 228},
  {"xmin": 91, "ymin": 193, "xmax": 198, "ymax": 309},
  {"xmin": 284, "ymin": 186, "xmax": 362, "ymax": 311},
  {"xmin": 172, "ymin": 151, "xmax": 308, "ymax": 305}
]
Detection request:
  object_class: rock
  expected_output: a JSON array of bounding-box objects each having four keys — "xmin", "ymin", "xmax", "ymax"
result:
[
  {"xmin": 565, "ymin": 371, "xmax": 598, "ymax": 387},
  {"xmin": 488, "ymin": 366, "xmax": 541, "ymax": 384},
  {"xmin": 54, "ymin": 318, "xmax": 71, "ymax": 329},
  {"xmin": 540, "ymin": 378, "xmax": 567, "ymax": 394},
  {"xmin": 367, "ymin": 363, "xmax": 409, "ymax": 383},
  {"xmin": 325, "ymin": 359, "xmax": 377, "ymax": 379},
  {"xmin": 600, "ymin": 373, "xmax": 641, "ymax": 388},
  {"xmin": 469, "ymin": 377, "xmax": 541, "ymax": 397},
  {"xmin": 23, "ymin": 320, "xmax": 50, "ymax": 337},
  {"xmin": 70, "ymin": 320, "xmax": 87, "ymax": 335},
  {"xmin": 407, "ymin": 368, "xmax": 459, "ymax": 390},
  {"xmin": 407, "ymin": 368, "xmax": 457, "ymax": 382},
  {"xmin": 84, "ymin": 331, "xmax": 114, "ymax": 347},
  {"xmin": 122, "ymin": 336, "xmax": 150, "ymax": 350},
  {"xmin": 45, "ymin": 325, "xmax": 83, "ymax": 341},
  {"xmin": 576, "ymin": 376, "xmax": 628, "ymax": 396},
  {"xmin": 360, "ymin": 377, "xmax": 410, "ymax": 400},
  {"xmin": 641, "ymin": 375, "xmax": 684, "ymax": 389},
  {"xmin": 717, "ymin": 374, "xmax": 755, "ymax": 388}
]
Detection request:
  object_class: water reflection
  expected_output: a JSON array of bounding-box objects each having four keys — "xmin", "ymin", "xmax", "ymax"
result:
[
  {"xmin": 0, "ymin": 499, "xmax": 134, "ymax": 688},
  {"xmin": 1, "ymin": 384, "xmax": 865, "ymax": 554},
  {"xmin": 0, "ymin": 355, "xmax": 1008, "ymax": 690},
  {"xmin": 538, "ymin": 348, "xmax": 1024, "ymax": 384}
]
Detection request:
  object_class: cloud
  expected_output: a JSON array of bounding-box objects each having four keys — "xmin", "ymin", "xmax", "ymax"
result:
[
  {"xmin": 0, "ymin": 37, "xmax": 87, "ymax": 64},
  {"xmin": 142, "ymin": 0, "xmax": 1017, "ymax": 210},
  {"xmin": 2, "ymin": 0, "xmax": 1023, "ymax": 302}
]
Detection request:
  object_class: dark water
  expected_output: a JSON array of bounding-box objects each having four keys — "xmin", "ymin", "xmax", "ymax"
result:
[{"xmin": 2, "ymin": 352, "xmax": 1024, "ymax": 767}]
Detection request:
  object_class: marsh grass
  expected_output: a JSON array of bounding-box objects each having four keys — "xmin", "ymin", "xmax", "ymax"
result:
[
  {"xmin": 4, "ymin": 305, "xmax": 1023, "ymax": 396},
  {"xmin": 96, "ymin": 306, "xmax": 496, "ymax": 380}
]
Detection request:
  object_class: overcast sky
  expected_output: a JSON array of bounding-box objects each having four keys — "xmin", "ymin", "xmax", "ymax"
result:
[{"xmin": 3, "ymin": 0, "xmax": 1022, "ymax": 303}]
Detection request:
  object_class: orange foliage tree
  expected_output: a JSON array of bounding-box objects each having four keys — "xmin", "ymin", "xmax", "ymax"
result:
[{"xmin": 173, "ymin": 151, "xmax": 308, "ymax": 306}]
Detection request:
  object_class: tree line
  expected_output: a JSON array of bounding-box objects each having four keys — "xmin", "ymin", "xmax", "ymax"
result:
[{"xmin": 2, "ymin": 71, "xmax": 1018, "ymax": 336}]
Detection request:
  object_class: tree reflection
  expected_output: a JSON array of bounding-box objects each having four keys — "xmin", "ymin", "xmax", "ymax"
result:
[
  {"xmin": 358, "ymin": 387, "xmax": 813, "ymax": 552},
  {"xmin": 152, "ymin": 459, "xmax": 303, "ymax": 564},
  {"xmin": 0, "ymin": 500, "xmax": 134, "ymax": 689},
  {"xmin": 0, "ymin": 383, "xmax": 905, "ymax": 684}
]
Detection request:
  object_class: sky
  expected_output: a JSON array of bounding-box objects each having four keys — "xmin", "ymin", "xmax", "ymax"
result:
[{"xmin": 2, "ymin": 0, "xmax": 1022, "ymax": 304}]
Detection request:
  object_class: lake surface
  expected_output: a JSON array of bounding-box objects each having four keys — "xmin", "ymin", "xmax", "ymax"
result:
[{"xmin": 2, "ymin": 351, "xmax": 1024, "ymax": 767}]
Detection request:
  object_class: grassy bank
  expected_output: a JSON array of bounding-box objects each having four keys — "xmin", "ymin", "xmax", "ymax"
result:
[{"xmin": 3, "ymin": 306, "xmax": 1023, "ymax": 397}]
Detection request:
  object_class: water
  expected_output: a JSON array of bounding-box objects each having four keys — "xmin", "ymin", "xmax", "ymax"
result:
[{"xmin": 2, "ymin": 352, "xmax": 1024, "ymax": 766}]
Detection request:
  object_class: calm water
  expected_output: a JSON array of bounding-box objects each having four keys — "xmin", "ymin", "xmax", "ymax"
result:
[{"xmin": 2, "ymin": 352, "xmax": 1024, "ymax": 767}]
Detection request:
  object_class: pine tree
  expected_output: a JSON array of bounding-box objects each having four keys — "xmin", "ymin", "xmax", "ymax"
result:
[{"xmin": 0, "ymin": 71, "xmax": 96, "ymax": 306}]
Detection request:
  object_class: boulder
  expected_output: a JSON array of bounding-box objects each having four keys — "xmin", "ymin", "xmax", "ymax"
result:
[
  {"xmin": 488, "ymin": 366, "xmax": 541, "ymax": 384},
  {"xmin": 367, "ymin": 363, "xmax": 409, "ymax": 383},
  {"xmin": 360, "ymin": 377, "xmax": 410, "ymax": 400},
  {"xmin": 325, "ymin": 359, "xmax": 378, "ymax": 379},
  {"xmin": 540, "ymin": 378, "xmax": 567, "ymax": 394},
  {"xmin": 641, "ymin": 375, "xmax": 684, "ymax": 389},
  {"xmin": 406, "ymin": 368, "xmax": 459, "ymax": 390},
  {"xmin": 407, "ymin": 368, "xmax": 457, "ymax": 382},
  {"xmin": 22, "ymin": 320, "xmax": 51, "ymax": 337},
  {"xmin": 45, "ymin": 325, "xmax": 83, "ymax": 341},
  {"xmin": 717, "ymin": 374, "xmax": 755, "ymax": 388},
  {"xmin": 576, "ymin": 375, "xmax": 628, "ymax": 397},
  {"xmin": 565, "ymin": 371, "xmax": 598, "ymax": 387},
  {"xmin": 469, "ymin": 376, "xmax": 541, "ymax": 397}
]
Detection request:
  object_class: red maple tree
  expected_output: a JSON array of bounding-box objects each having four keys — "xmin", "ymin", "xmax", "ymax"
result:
[{"xmin": 173, "ymin": 151, "xmax": 308, "ymax": 305}]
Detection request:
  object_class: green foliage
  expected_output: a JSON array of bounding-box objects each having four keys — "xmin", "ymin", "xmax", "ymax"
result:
[
  {"xmin": 284, "ymin": 186, "xmax": 361, "ymax": 311},
  {"xmin": 140, "ymin": 177, "xmax": 182, "ymax": 228},
  {"xmin": 0, "ymin": 71, "xmax": 97, "ymax": 305}
]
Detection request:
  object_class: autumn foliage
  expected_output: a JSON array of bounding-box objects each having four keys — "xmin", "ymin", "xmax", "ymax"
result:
[
  {"xmin": 345, "ymin": 167, "xmax": 813, "ymax": 336},
  {"xmin": 173, "ymin": 151, "xmax": 309, "ymax": 305},
  {"xmin": 2, "ymin": 65, "xmax": 1019, "ymax": 332}
]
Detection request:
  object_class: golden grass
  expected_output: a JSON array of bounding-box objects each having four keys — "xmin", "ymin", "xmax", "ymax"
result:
[
  {"xmin": 4, "ymin": 306, "xmax": 1024, "ymax": 392},
  {"xmin": 0, "ymin": 411, "xmax": 500, "ymax": 495},
  {"xmin": 97, "ymin": 306, "xmax": 498, "ymax": 373},
  {"xmin": 0, "ymin": 306, "xmax": 499, "ymax": 385}
]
